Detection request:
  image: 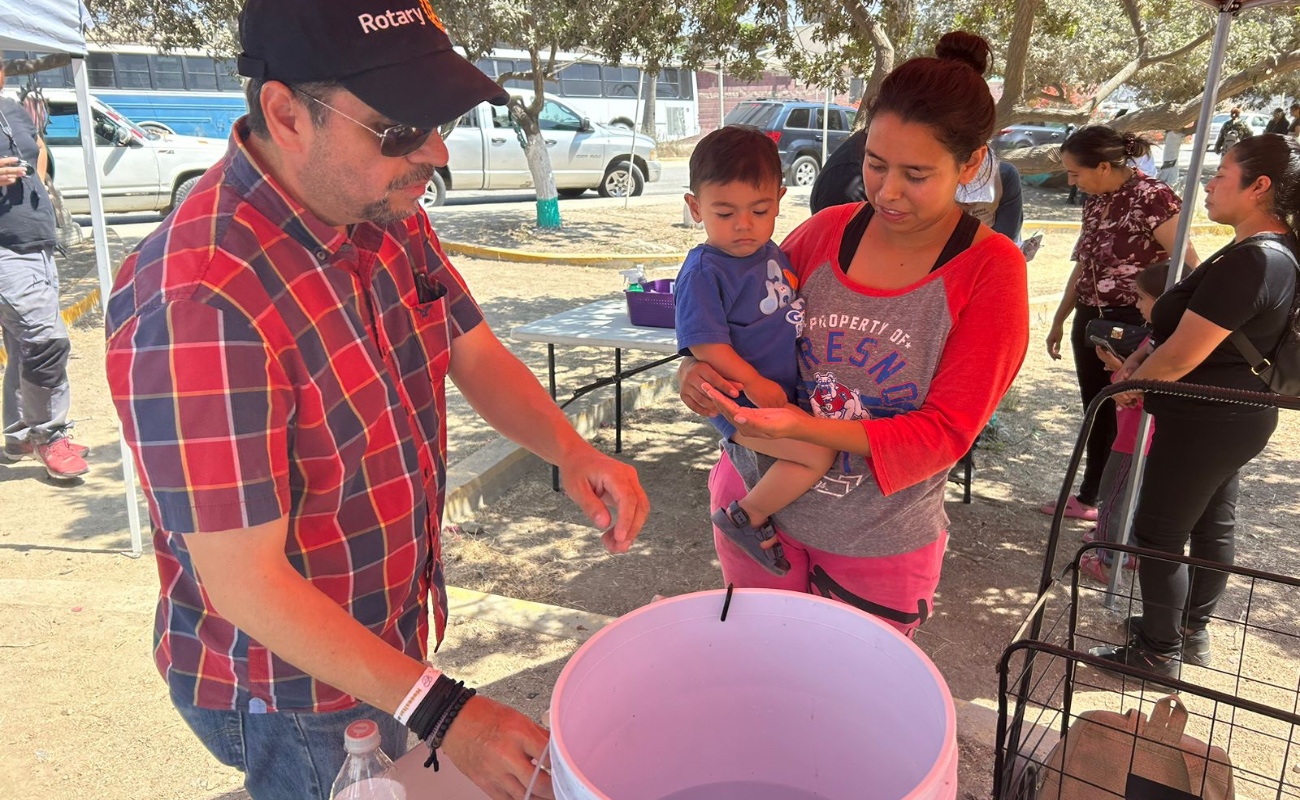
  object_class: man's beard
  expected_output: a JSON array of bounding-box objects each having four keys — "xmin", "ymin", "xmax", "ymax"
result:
[{"xmin": 360, "ymin": 165, "xmax": 436, "ymax": 225}]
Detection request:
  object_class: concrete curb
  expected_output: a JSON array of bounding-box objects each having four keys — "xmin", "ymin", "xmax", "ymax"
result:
[
  {"xmin": 1025, "ymin": 219, "xmax": 1233, "ymax": 236},
  {"xmin": 441, "ymin": 219, "xmax": 1234, "ymax": 268},
  {"xmin": 440, "ymin": 239, "xmax": 686, "ymax": 268},
  {"xmin": 445, "ymin": 585, "xmax": 612, "ymax": 642},
  {"xmin": 442, "ymin": 364, "xmax": 681, "ymax": 523}
]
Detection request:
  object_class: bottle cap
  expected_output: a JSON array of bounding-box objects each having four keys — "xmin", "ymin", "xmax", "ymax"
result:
[{"xmin": 344, "ymin": 719, "xmax": 382, "ymax": 754}]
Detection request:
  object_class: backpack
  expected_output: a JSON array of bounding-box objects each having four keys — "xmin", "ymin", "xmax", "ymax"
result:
[{"xmin": 1228, "ymin": 238, "xmax": 1300, "ymax": 396}]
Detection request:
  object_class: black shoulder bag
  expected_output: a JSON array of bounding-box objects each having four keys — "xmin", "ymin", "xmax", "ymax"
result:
[{"xmin": 1227, "ymin": 238, "xmax": 1300, "ymax": 396}]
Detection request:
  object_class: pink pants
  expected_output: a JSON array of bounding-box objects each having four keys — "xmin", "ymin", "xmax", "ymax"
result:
[{"xmin": 709, "ymin": 451, "xmax": 947, "ymax": 638}]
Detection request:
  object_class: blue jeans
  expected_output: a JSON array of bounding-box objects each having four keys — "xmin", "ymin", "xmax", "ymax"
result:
[{"xmin": 172, "ymin": 689, "xmax": 411, "ymax": 800}]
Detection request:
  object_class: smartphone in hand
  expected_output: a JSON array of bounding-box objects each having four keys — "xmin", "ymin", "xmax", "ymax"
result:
[{"xmin": 1088, "ymin": 334, "xmax": 1121, "ymax": 361}]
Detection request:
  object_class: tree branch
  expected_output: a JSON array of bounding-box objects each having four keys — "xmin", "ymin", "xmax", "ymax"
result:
[
  {"xmin": 840, "ymin": 0, "xmax": 892, "ymax": 127},
  {"xmin": 1005, "ymin": 47, "xmax": 1300, "ymax": 174},
  {"xmin": 997, "ymin": 0, "xmax": 1044, "ymax": 120}
]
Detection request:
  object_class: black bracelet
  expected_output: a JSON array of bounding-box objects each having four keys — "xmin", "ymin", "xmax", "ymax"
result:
[
  {"xmin": 406, "ymin": 675, "xmax": 461, "ymax": 741},
  {"xmin": 422, "ymin": 685, "xmax": 477, "ymax": 771}
]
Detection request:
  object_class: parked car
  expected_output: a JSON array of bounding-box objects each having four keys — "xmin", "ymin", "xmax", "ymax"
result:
[
  {"xmin": 722, "ymin": 99, "xmax": 857, "ymax": 187},
  {"xmin": 28, "ymin": 89, "xmax": 226, "ymax": 215},
  {"xmin": 1205, "ymin": 112, "xmax": 1270, "ymax": 149},
  {"xmin": 992, "ymin": 123, "xmax": 1071, "ymax": 152},
  {"xmin": 427, "ymin": 89, "xmax": 660, "ymax": 208}
]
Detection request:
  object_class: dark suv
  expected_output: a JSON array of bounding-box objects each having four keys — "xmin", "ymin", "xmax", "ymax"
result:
[{"xmin": 724, "ymin": 100, "xmax": 857, "ymax": 187}]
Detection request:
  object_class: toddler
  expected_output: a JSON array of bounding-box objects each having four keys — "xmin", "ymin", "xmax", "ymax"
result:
[{"xmin": 674, "ymin": 126, "xmax": 836, "ymax": 576}]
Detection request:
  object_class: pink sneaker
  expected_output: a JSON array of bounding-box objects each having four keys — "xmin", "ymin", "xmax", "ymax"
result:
[
  {"xmin": 1078, "ymin": 550, "xmax": 1137, "ymax": 584},
  {"xmin": 34, "ymin": 437, "xmax": 90, "ymax": 480},
  {"xmin": 4, "ymin": 437, "xmax": 89, "ymax": 462},
  {"xmin": 1039, "ymin": 496, "xmax": 1098, "ymax": 521}
]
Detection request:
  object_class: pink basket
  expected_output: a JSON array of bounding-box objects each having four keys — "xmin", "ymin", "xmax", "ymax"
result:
[{"xmin": 625, "ymin": 279, "xmax": 676, "ymax": 328}]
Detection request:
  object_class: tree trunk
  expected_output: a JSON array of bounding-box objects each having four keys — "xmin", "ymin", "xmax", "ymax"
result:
[
  {"xmin": 641, "ymin": 70, "xmax": 658, "ymax": 137},
  {"xmin": 509, "ymin": 99, "xmax": 561, "ymax": 229}
]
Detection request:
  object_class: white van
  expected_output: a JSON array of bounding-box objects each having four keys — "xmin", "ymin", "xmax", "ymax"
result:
[
  {"xmin": 32, "ymin": 89, "xmax": 227, "ymax": 215},
  {"xmin": 425, "ymin": 89, "xmax": 660, "ymax": 208}
]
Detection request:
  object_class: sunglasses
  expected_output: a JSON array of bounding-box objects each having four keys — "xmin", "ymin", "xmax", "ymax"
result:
[{"xmin": 294, "ymin": 89, "xmax": 434, "ymax": 158}]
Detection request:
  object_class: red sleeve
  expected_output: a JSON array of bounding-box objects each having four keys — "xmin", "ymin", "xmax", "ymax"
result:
[
  {"xmin": 780, "ymin": 204, "xmax": 862, "ymax": 286},
  {"xmin": 861, "ymin": 236, "xmax": 1030, "ymax": 495}
]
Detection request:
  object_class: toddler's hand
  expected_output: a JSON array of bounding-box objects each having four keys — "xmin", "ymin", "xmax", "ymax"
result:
[{"xmin": 744, "ymin": 377, "xmax": 790, "ymax": 409}]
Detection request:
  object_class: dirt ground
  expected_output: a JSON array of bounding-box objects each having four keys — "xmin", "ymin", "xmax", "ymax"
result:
[{"xmin": 4, "ymin": 187, "xmax": 1299, "ymax": 799}]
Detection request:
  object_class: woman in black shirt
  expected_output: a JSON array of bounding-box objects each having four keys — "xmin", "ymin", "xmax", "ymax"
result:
[{"xmin": 1092, "ymin": 134, "xmax": 1298, "ymax": 679}]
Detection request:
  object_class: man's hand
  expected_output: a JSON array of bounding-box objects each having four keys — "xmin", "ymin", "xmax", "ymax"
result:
[
  {"xmin": 678, "ymin": 357, "xmax": 743, "ymax": 417},
  {"xmin": 441, "ymin": 695, "xmax": 554, "ymax": 800},
  {"xmin": 744, "ymin": 376, "xmax": 791, "ymax": 409},
  {"xmin": 0, "ymin": 157, "xmax": 27, "ymax": 188},
  {"xmin": 557, "ymin": 447, "xmax": 648, "ymax": 553}
]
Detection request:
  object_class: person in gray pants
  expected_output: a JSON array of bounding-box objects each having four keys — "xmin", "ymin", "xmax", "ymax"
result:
[{"xmin": 0, "ymin": 58, "xmax": 87, "ymax": 480}]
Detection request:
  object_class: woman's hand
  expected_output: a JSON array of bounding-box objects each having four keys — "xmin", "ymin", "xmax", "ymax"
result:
[
  {"xmin": 1046, "ymin": 322, "xmax": 1065, "ymax": 360},
  {"xmin": 1113, "ymin": 389, "xmax": 1144, "ymax": 408},
  {"xmin": 744, "ymin": 376, "xmax": 791, "ymax": 409},
  {"xmin": 678, "ymin": 357, "xmax": 743, "ymax": 417},
  {"xmin": 706, "ymin": 384, "xmax": 808, "ymax": 440},
  {"xmin": 1095, "ymin": 346, "xmax": 1124, "ymax": 372},
  {"xmin": 1114, "ymin": 346, "xmax": 1150, "ymax": 382}
]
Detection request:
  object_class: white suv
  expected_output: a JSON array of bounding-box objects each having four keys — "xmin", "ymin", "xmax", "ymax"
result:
[
  {"xmin": 427, "ymin": 89, "xmax": 660, "ymax": 207},
  {"xmin": 32, "ymin": 90, "xmax": 227, "ymax": 215}
]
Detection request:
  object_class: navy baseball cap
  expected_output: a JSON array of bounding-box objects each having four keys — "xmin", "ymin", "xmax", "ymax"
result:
[{"xmin": 236, "ymin": 0, "xmax": 509, "ymax": 129}]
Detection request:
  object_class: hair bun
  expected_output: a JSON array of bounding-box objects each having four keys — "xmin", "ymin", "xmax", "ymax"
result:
[{"xmin": 935, "ymin": 31, "xmax": 991, "ymax": 76}]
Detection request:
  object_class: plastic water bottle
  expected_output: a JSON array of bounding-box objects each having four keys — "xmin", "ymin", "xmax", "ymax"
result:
[{"xmin": 329, "ymin": 719, "xmax": 407, "ymax": 800}]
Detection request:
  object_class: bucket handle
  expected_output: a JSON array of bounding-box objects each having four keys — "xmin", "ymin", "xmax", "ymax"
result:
[{"xmin": 523, "ymin": 737, "xmax": 552, "ymax": 800}]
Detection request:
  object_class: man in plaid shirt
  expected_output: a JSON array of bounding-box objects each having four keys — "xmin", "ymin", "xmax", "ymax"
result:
[{"xmin": 104, "ymin": 2, "xmax": 648, "ymax": 798}]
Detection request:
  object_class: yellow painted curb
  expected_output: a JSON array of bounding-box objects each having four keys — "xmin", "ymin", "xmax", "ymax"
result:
[
  {"xmin": 0, "ymin": 287, "xmax": 101, "ymax": 369},
  {"xmin": 440, "ymin": 239, "xmax": 686, "ymax": 267}
]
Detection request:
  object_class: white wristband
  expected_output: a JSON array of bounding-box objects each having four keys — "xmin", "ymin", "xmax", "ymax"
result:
[{"xmin": 394, "ymin": 666, "xmax": 442, "ymax": 725}]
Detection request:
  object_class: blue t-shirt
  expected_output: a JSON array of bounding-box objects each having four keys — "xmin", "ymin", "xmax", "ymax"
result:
[{"xmin": 674, "ymin": 241, "xmax": 802, "ymax": 438}]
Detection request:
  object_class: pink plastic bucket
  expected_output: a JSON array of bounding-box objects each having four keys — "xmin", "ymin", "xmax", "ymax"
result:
[{"xmin": 548, "ymin": 589, "xmax": 957, "ymax": 800}]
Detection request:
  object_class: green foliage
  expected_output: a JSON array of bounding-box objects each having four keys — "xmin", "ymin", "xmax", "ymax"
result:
[{"xmin": 83, "ymin": 0, "xmax": 241, "ymax": 55}]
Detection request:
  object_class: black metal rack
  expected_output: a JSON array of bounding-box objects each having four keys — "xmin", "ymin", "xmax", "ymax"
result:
[{"xmin": 994, "ymin": 381, "xmax": 1300, "ymax": 800}]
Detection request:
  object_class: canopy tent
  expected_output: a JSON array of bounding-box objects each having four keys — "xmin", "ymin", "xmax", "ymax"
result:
[{"xmin": 1, "ymin": 0, "xmax": 144, "ymax": 556}]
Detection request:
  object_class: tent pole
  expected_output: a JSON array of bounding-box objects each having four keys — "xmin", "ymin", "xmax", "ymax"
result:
[
  {"xmin": 1105, "ymin": 6, "xmax": 1233, "ymax": 594},
  {"xmin": 73, "ymin": 57, "xmax": 144, "ymax": 558},
  {"xmin": 1169, "ymin": 5, "xmax": 1234, "ymax": 289}
]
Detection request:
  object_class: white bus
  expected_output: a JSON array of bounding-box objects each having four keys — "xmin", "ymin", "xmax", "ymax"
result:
[{"xmin": 466, "ymin": 48, "xmax": 700, "ymax": 141}]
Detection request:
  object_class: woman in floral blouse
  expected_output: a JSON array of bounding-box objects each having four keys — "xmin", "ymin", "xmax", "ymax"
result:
[{"xmin": 1044, "ymin": 125, "xmax": 1199, "ymax": 520}]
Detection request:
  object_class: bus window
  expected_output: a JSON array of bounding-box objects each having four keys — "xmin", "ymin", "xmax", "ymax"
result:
[
  {"xmin": 88, "ymin": 52, "xmax": 116, "ymax": 88},
  {"xmin": 560, "ymin": 63, "xmax": 602, "ymax": 98},
  {"xmin": 603, "ymin": 66, "xmax": 639, "ymax": 98},
  {"xmin": 670, "ymin": 69, "xmax": 694, "ymax": 101},
  {"xmin": 475, "ymin": 59, "xmax": 497, "ymax": 78},
  {"xmin": 655, "ymin": 68, "xmax": 680, "ymax": 100},
  {"xmin": 115, "ymin": 54, "xmax": 152, "ymax": 89},
  {"xmin": 215, "ymin": 59, "xmax": 243, "ymax": 91},
  {"xmin": 152, "ymin": 54, "xmax": 186, "ymax": 90},
  {"xmin": 183, "ymin": 56, "xmax": 219, "ymax": 90}
]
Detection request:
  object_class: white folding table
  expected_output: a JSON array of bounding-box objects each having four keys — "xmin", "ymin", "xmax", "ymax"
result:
[{"xmin": 511, "ymin": 298, "xmax": 681, "ymax": 489}]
